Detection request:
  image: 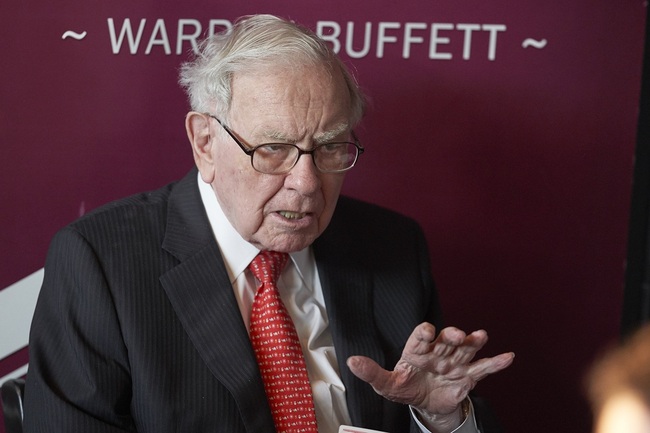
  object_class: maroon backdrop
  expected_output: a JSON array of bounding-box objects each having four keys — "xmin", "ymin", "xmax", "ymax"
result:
[{"xmin": 1, "ymin": 1, "xmax": 647, "ymax": 432}]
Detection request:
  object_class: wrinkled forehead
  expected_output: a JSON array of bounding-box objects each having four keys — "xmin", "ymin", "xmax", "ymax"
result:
[{"xmin": 226, "ymin": 62, "xmax": 354, "ymax": 132}]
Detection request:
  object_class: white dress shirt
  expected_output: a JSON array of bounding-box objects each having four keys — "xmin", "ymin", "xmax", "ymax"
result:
[{"xmin": 197, "ymin": 174, "xmax": 477, "ymax": 433}]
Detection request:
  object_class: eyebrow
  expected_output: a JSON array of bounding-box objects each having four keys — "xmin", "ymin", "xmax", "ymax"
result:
[{"xmin": 263, "ymin": 122, "xmax": 351, "ymax": 144}]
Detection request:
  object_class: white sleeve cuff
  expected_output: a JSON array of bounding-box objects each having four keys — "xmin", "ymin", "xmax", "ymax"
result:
[{"xmin": 410, "ymin": 399, "xmax": 479, "ymax": 433}]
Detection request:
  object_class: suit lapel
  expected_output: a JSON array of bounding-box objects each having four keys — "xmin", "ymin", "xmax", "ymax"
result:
[
  {"xmin": 158, "ymin": 172, "xmax": 390, "ymax": 431},
  {"xmin": 314, "ymin": 237, "xmax": 385, "ymax": 430},
  {"xmin": 159, "ymin": 170, "xmax": 274, "ymax": 433}
]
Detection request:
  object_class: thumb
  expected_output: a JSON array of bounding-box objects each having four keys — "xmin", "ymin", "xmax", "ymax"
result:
[{"xmin": 347, "ymin": 355, "xmax": 390, "ymax": 388}]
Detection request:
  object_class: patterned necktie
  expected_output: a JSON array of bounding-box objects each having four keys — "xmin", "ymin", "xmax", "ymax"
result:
[{"xmin": 249, "ymin": 251, "xmax": 318, "ymax": 433}]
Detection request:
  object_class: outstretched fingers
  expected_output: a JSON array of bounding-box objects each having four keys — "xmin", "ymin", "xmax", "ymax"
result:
[
  {"xmin": 404, "ymin": 323, "xmax": 467, "ymax": 356},
  {"xmin": 346, "ymin": 322, "xmax": 515, "ymax": 414},
  {"xmin": 467, "ymin": 351, "xmax": 515, "ymax": 381},
  {"xmin": 403, "ymin": 324, "xmax": 485, "ymax": 369}
]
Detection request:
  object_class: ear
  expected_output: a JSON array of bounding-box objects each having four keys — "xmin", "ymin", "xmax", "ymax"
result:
[{"xmin": 185, "ymin": 112, "xmax": 216, "ymax": 184}]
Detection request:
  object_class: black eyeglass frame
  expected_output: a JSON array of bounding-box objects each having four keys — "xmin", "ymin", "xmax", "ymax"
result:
[{"xmin": 205, "ymin": 113, "xmax": 364, "ymax": 174}]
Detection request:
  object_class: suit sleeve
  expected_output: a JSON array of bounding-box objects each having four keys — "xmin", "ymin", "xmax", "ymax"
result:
[{"xmin": 24, "ymin": 227, "xmax": 135, "ymax": 432}]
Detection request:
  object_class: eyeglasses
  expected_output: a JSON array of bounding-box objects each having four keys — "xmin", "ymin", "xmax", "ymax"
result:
[{"xmin": 205, "ymin": 114, "xmax": 364, "ymax": 175}]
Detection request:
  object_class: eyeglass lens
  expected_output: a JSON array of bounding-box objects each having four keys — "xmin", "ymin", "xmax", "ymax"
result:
[{"xmin": 252, "ymin": 143, "xmax": 358, "ymax": 174}]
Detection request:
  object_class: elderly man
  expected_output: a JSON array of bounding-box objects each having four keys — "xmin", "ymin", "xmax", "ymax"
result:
[{"xmin": 23, "ymin": 14, "xmax": 513, "ymax": 433}]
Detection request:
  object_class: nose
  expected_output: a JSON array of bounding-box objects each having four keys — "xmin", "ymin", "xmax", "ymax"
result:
[{"xmin": 284, "ymin": 152, "xmax": 321, "ymax": 194}]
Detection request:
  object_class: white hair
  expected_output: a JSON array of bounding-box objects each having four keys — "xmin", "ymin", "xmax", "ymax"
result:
[{"xmin": 178, "ymin": 14, "xmax": 366, "ymax": 124}]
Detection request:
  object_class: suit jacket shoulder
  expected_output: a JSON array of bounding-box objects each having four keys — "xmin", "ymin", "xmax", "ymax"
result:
[{"xmin": 25, "ymin": 169, "xmax": 274, "ymax": 433}]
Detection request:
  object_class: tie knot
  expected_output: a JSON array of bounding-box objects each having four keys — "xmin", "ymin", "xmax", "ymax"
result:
[{"xmin": 249, "ymin": 251, "xmax": 289, "ymax": 287}]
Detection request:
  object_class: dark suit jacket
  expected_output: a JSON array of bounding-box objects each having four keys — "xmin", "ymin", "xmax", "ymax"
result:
[{"xmin": 24, "ymin": 169, "xmax": 499, "ymax": 433}]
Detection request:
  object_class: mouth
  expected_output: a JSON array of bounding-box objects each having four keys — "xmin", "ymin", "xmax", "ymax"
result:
[{"xmin": 278, "ymin": 211, "xmax": 307, "ymax": 220}]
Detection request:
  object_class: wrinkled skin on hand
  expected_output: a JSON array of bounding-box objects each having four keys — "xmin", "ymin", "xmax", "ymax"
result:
[{"xmin": 347, "ymin": 323, "xmax": 514, "ymax": 433}]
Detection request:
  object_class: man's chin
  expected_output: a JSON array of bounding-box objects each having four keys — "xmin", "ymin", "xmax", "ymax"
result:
[{"xmin": 253, "ymin": 232, "xmax": 318, "ymax": 253}]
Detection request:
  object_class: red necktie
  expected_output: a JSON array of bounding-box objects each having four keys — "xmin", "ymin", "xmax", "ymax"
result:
[{"xmin": 249, "ymin": 251, "xmax": 318, "ymax": 433}]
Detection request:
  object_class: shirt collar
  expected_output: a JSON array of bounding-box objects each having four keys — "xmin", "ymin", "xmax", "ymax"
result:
[{"xmin": 196, "ymin": 172, "xmax": 313, "ymax": 285}]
